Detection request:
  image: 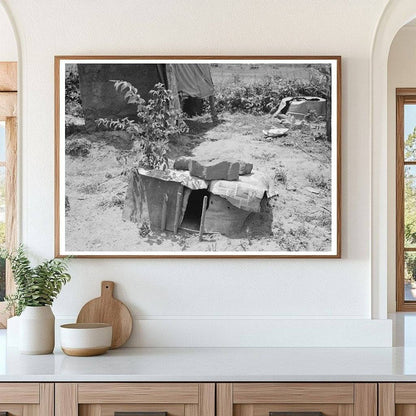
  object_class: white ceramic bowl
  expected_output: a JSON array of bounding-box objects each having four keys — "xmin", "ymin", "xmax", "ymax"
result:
[{"xmin": 60, "ymin": 323, "xmax": 112, "ymax": 356}]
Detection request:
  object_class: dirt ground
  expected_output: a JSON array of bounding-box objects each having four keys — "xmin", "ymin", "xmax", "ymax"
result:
[{"xmin": 65, "ymin": 112, "xmax": 332, "ymax": 253}]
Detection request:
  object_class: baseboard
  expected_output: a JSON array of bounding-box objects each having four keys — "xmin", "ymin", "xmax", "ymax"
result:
[{"xmin": 55, "ymin": 317, "xmax": 392, "ymax": 347}]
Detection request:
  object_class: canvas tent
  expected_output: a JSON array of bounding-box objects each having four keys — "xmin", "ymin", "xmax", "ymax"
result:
[
  {"xmin": 77, "ymin": 63, "xmax": 215, "ymax": 131},
  {"xmin": 123, "ymin": 167, "xmax": 273, "ymax": 238},
  {"xmin": 173, "ymin": 64, "xmax": 214, "ymax": 99}
]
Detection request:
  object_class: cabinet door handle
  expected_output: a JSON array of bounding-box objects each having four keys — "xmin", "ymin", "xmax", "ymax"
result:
[
  {"xmin": 270, "ymin": 413, "xmax": 324, "ymax": 416},
  {"xmin": 115, "ymin": 412, "xmax": 168, "ymax": 416}
]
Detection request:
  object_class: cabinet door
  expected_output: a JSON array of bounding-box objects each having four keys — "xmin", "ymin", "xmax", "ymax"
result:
[
  {"xmin": 379, "ymin": 383, "xmax": 416, "ymax": 416},
  {"xmin": 56, "ymin": 383, "xmax": 215, "ymax": 416},
  {"xmin": 0, "ymin": 383, "xmax": 53, "ymax": 416},
  {"xmin": 217, "ymin": 383, "xmax": 377, "ymax": 416}
]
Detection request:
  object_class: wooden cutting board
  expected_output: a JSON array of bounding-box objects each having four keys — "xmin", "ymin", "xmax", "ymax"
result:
[{"xmin": 76, "ymin": 281, "xmax": 133, "ymax": 349}]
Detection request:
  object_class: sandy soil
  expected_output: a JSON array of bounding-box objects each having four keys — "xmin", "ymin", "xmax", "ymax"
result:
[{"xmin": 65, "ymin": 112, "xmax": 332, "ymax": 253}]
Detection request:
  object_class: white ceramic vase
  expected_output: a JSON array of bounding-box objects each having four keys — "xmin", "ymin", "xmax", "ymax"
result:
[
  {"xmin": 6, "ymin": 315, "xmax": 20, "ymax": 347},
  {"xmin": 19, "ymin": 306, "xmax": 55, "ymax": 354}
]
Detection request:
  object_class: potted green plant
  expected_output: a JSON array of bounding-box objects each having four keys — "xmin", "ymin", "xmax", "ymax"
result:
[{"xmin": 1, "ymin": 246, "xmax": 71, "ymax": 354}]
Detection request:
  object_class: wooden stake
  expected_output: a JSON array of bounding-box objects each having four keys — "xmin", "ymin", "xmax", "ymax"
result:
[
  {"xmin": 173, "ymin": 186, "xmax": 183, "ymax": 234},
  {"xmin": 161, "ymin": 194, "xmax": 168, "ymax": 231},
  {"xmin": 199, "ymin": 196, "xmax": 208, "ymax": 241}
]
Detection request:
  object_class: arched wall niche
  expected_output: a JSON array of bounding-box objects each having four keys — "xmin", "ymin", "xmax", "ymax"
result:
[
  {"xmin": 0, "ymin": 1, "xmax": 18, "ymax": 61},
  {"xmin": 371, "ymin": 0, "xmax": 416, "ymax": 319},
  {"xmin": 386, "ymin": 18, "xmax": 416, "ymax": 313}
]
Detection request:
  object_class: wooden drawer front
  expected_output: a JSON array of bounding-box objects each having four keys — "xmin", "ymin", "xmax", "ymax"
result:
[
  {"xmin": 78, "ymin": 383, "xmax": 200, "ymax": 404},
  {"xmin": 57, "ymin": 383, "xmax": 215, "ymax": 416},
  {"xmin": 218, "ymin": 384, "xmax": 376, "ymax": 416},
  {"xmin": 0, "ymin": 383, "xmax": 39, "ymax": 404},
  {"xmin": 233, "ymin": 384, "xmax": 354, "ymax": 404},
  {"xmin": 0, "ymin": 383, "xmax": 53, "ymax": 416}
]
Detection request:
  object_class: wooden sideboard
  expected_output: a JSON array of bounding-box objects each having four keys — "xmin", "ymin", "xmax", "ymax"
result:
[{"xmin": 0, "ymin": 382, "xmax": 413, "ymax": 416}]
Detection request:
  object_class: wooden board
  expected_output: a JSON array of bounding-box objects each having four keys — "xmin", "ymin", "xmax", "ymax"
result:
[{"xmin": 77, "ymin": 281, "xmax": 133, "ymax": 348}]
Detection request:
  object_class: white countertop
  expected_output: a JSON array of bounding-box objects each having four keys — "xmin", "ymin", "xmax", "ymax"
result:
[{"xmin": 1, "ymin": 328, "xmax": 416, "ymax": 382}]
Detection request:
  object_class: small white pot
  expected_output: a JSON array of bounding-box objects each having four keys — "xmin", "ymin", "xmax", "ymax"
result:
[
  {"xmin": 19, "ymin": 306, "xmax": 55, "ymax": 355},
  {"xmin": 60, "ymin": 323, "xmax": 112, "ymax": 356}
]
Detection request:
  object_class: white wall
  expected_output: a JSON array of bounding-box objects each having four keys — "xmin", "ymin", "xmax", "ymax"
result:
[
  {"xmin": 0, "ymin": 3, "xmax": 17, "ymax": 61},
  {"xmin": 0, "ymin": 0, "xmax": 393, "ymax": 346},
  {"xmin": 387, "ymin": 25, "xmax": 416, "ymax": 312}
]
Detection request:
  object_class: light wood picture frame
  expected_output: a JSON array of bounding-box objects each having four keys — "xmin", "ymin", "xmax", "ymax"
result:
[{"xmin": 55, "ymin": 56, "xmax": 341, "ymax": 258}]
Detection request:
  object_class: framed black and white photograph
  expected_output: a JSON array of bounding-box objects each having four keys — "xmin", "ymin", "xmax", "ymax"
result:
[{"xmin": 55, "ymin": 56, "xmax": 341, "ymax": 258}]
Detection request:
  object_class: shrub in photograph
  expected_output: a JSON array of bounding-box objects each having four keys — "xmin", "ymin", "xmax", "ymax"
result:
[{"xmin": 97, "ymin": 81, "xmax": 188, "ymax": 170}]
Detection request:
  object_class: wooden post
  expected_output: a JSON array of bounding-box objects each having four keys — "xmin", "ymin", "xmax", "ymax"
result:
[
  {"xmin": 166, "ymin": 64, "xmax": 181, "ymax": 113},
  {"xmin": 161, "ymin": 194, "xmax": 168, "ymax": 231},
  {"xmin": 209, "ymin": 95, "xmax": 218, "ymax": 123},
  {"xmin": 173, "ymin": 186, "xmax": 183, "ymax": 234},
  {"xmin": 199, "ymin": 196, "xmax": 208, "ymax": 241}
]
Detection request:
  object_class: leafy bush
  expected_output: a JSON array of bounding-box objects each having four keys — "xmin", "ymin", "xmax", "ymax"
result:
[
  {"xmin": 404, "ymin": 130, "xmax": 416, "ymax": 247},
  {"xmin": 65, "ymin": 66, "xmax": 84, "ymax": 117},
  {"xmin": 405, "ymin": 254, "xmax": 416, "ymax": 282},
  {"xmin": 1, "ymin": 246, "xmax": 71, "ymax": 316},
  {"xmin": 214, "ymin": 76, "xmax": 328, "ymax": 115},
  {"xmin": 65, "ymin": 137, "xmax": 91, "ymax": 156},
  {"xmin": 97, "ymin": 82, "xmax": 188, "ymax": 170}
]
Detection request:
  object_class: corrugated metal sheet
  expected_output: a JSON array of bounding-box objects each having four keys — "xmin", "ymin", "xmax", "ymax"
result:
[
  {"xmin": 138, "ymin": 168, "xmax": 208, "ymax": 190},
  {"xmin": 137, "ymin": 168, "xmax": 273, "ymax": 213}
]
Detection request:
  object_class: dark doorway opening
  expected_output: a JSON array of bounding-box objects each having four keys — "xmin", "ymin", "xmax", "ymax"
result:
[
  {"xmin": 181, "ymin": 189, "xmax": 210, "ymax": 231},
  {"xmin": 182, "ymin": 97, "xmax": 204, "ymax": 117}
]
